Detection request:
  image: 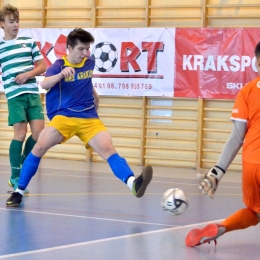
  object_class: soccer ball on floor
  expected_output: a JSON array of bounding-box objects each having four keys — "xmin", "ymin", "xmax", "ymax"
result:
[
  {"xmin": 161, "ymin": 188, "xmax": 189, "ymax": 216},
  {"xmin": 91, "ymin": 42, "xmax": 118, "ymax": 72}
]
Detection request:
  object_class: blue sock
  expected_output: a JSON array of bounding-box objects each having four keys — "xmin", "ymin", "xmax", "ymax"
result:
[
  {"xmin": 18, "ymin": 152, "xmax": 41, "ymax": 190},
  {"xmin": 107, "ymin": 153, "xmax": 134, "ymax": 183}
]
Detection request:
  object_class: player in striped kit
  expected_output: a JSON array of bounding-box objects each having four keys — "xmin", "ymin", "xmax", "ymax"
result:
[{"xmin": 0, "ymin": 4, "xmax": 46, "ymax": 193}]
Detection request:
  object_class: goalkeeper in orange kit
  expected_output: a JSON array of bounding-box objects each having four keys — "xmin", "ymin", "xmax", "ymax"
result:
[{"xmin": 185, "ymin": 42, "xmax": 260, "ymax": 247}]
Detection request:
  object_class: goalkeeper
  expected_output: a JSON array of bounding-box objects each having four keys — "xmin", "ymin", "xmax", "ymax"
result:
[{"xmin": 185, "ymin": 42, "xmax": 260, "ymax": 247}]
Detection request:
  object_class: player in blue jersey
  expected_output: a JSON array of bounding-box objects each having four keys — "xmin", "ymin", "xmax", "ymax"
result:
[{"xmin": 6, "ymin": 28, "xmax": 153, "ymax": 207}]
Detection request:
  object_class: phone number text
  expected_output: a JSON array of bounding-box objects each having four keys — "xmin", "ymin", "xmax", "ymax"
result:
[{"xmin": 93, "ymin": 83, "xmax": 152, "ymax": 90}]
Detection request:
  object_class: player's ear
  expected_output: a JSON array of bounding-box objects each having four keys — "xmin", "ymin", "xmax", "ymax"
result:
[
  {"xmin": 257, "ymin": 56, "xmax": 260, "ymax": 66},
  {"xmin": 67, "ymin": 45, "xmax": 72, "ymax": 52},
  {"xmin": 255, "ymin": 57, "xmax": 260, "ymax": 69}
]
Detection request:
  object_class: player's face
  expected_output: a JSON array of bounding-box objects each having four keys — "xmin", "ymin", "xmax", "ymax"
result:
[
  {"xmin": 1, "ymin": 14, "xmax": 19, "ymax": 40},
  {"xmin": 255, "ymin": 56, "xmax": 260, "ymax": 76},
  {"xmin": 68, "ymin": 41, "xmax": 91, "ymax": 64}
]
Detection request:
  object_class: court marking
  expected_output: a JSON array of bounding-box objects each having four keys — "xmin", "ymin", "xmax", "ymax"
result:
[
  {"xmin": 0, "ymin": 169, "xmax": 242, "ymax": 184},
  {"xmin": 0, "ymin": 171, "xmax": 240, "ymax": 189},
  {"xmin": 42, "ymin": 172, "xmax": 243, "ymax": 184},
  {"xmin": 0, "ymin": 192, "xmax": 243, "ymax": 198},
  {"xmin": 0, "ymin": 207, "xmax": 176, "ymax": 227},
  {"xmin": 0, "ymin": 218, "xmax": 224, "ymax": 259},
  {"xmin": 0, "ymin": 170, "xmax": 242, "ymax": 192}
]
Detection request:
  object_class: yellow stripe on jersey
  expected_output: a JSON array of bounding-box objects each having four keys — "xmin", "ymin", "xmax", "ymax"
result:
[{"xmin": 62, "ymin": 56, "xmax": 87, "ymax": 68}]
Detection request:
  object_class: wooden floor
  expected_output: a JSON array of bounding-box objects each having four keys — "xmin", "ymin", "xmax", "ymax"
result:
[{"xmin": 0, "ymin": 156, "xmax": 259, "ymax": 260}]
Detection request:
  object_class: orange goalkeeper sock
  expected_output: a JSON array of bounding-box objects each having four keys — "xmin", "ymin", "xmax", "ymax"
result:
[{"xmin": 221, "ymin": 208, "xmax": 259, "ymax": 233}]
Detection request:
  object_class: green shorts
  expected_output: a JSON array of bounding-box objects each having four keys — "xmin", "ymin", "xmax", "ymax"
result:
[{"xmin": 7, "ymin": 93, "xmax": 44, "ymax": 126}]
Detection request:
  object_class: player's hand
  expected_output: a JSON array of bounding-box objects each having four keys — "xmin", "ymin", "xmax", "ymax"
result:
[
  {"xmin": 196, "ymin": 166, "xmax": 225, "ymax": 198},
  {"xmin": 15, "ymin": 72, "xmax": 30, "ymax": 84},
  {"xmin": 60, "ymin": 67, "xmax": 75, "ymax": 78}
]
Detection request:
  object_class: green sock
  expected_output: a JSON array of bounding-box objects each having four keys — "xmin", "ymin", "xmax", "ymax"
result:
[
  {"xmin": 21, "ymin": 135, "xmax": 37, "ymax": 165},
  {"xmin": 9, "ymin": 139, "xmax": 23, "ymax": 180}
]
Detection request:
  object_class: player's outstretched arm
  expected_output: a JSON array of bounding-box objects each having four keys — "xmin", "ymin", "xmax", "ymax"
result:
[
  {"xmin": 197, "ymin": 120, "xmax": 247, "ymax": 198},
  {"xmin": 41, "ymin": 67, "xmax": 75, "ymax": 90}
]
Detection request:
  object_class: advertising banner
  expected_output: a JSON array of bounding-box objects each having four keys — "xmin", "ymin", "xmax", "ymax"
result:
[
  {"xmin": 1, "ymin": 28, "xmax": 260, "ymax": 99},
  {"xmin": 0, "ymin": 28, "xmax": 175, "ymax": 96},
  {"xmin": 175, "ymin": 28, "xmax": 260, "ymax": 99}
]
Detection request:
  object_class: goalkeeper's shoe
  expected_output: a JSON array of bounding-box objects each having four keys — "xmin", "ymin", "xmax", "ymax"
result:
[
  {"xmin": 185, "ymin": 223, "xmax": 225, "ymax": 247},
  {"xmin": 8, "ymin": 178, "xmax": 29, "ymax": 195},
  {"xmin": 132, "ymin": 165, "xmax": 153, "ymax": 198},
  {"xmin": 6, "ymin": 191, "xmax": 23, "ymax": 207}
]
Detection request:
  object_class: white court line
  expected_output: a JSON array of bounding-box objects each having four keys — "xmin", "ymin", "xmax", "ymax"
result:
[
  {"xmin": 0, "ymin": 208, "xmax": 175, "ymax": 227},
  {"xmin": 0, "ymin": 218, "xmax": 224, "ymax": 259}
]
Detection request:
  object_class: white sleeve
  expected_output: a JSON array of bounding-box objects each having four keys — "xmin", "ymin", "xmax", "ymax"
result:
[{"xmin": 216, "ymin": 120, "xmax": 247, "ymax": 171}]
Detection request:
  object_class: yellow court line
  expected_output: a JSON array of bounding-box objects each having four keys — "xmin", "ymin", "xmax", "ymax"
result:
[
  {"xmin": 0, "ymin": 170, "xmax": 242, "ymax": 184},
  {"xmin": 23, "ymin": 173, "xmax": 243, "ymax": 188},
  {"xmin": 44, "ymin": 172, "xmax": 242, "ymax": 183},
  {"xmin": 0, "ymin": 192, "xmax": 243, "ymax": 197}
]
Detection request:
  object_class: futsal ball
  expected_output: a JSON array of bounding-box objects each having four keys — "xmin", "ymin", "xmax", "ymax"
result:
[
  {"xmin": 161, "ymin": 188, "xmax": 189, "ymax": 216},
  {"xmin": 91, "ymin": 42, "xmax": 118, "ymax": 72}
]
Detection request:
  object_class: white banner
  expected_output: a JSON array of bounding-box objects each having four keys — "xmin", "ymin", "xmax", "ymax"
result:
[{"xmin": 0, "ymin": 28, "xmax": 175, "ymax": 96}]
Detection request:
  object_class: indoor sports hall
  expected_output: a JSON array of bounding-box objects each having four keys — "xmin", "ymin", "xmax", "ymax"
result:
[{"xmin": 0, "ymin": 0, "xmax": 260, "ymax": 259}]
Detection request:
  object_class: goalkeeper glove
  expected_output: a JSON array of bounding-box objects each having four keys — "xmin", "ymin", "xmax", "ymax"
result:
[{"xmin": 196, "ymin": 166, "xmax": 225, "ymax": 198}]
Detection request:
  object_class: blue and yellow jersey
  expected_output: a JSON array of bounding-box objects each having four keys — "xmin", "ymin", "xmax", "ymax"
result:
[{"xmin": 45, "ymin": 56, "xmax": 98, "ymax": 120}]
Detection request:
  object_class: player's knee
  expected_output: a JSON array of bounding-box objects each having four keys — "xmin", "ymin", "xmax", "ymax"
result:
[
  {"xmin": 107, "ymin": 144, "xmax": 116, "ymax": 154},
  {"xmin": 31, "ymin": 131, "xmax": 41, "ymax": 141},
  {"xmin": 13, "ymin": 130, "xmax": 27, "ymax": 141},
  {"xmin": 32, "ymin": 143, "xmax": 47, "ymax": 157},
  {"xmin": 102, "ymin": 144, "xmax": 116, "ymax": 159}
]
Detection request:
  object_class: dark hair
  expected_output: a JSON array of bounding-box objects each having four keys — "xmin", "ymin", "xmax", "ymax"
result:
[
  {"xmin": 66, "ymin": 28, "xmax": 94, "ymax": 48},
  {"xmin": 254, "ymin": 42, "xmax": 260, "ymax": 58},
  {"xmin": 0, "ymin": 4, "xmax": 19, "ymax": 22}
]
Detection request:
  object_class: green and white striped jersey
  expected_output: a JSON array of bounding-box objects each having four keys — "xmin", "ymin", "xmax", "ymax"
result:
[{"xmin": 0, "ymin": 37, "xmax": 43, "ymax": 100}]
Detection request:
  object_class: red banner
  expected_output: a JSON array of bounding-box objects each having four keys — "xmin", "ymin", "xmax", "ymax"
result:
[{"xmin": 175, "ymin": 28, "xmax": 260, "ymax": 99}]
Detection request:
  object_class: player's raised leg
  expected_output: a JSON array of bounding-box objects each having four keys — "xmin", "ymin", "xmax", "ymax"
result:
[
  {"xmin": 88, "ymin": 130, "xmax": 153, "ymax": 198},
  {"xmin": 6, "ymin": 126, "xmax": 64, "ymax": 207}
]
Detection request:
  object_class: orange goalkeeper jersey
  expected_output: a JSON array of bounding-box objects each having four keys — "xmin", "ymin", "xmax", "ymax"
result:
[{"xmin": 231, "ymin": 76, "xmax": 260, "ymax": 164}]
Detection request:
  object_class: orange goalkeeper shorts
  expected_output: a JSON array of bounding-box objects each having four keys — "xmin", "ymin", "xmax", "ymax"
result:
[{"xmin": 242, "ymin": 160, "xmax": 260, "ymax": 213}]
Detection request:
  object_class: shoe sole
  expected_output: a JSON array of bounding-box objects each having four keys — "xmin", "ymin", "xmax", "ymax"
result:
[
  {"xmin": 135, "ymin": 165, "xmax": 153, "ymax": 198},
  {"xmin": 8, "ymin": 180, "xmax": 29, "ymax": 195},
  {"xmin": 185, "ymin": 223, "xmax": 219, "ymax": 247},
  {"xmin": 6, "ymin": 202, "xmax": 20, "ymax": 207}
]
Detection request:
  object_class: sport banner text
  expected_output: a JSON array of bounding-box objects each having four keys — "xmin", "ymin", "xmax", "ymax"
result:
[
  {"xmin": 0, "ymin": 28, "xmax": 175, "ymax": 97},
  {"xmin": 175, "ymin": 28, "xmax": 260, "ymax": 99},
  {"xmin": 0, "ymin": 28, "xmax": 260, "ymax": 99}
]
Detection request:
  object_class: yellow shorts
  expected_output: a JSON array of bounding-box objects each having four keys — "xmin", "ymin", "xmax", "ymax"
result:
[
  {"xmin": 242, "ymin": 161, "xmax": 260, "ymax": 212},
  {"xmin": 47, "ymin": 115, "xmax": 107, "ymax": 148}
]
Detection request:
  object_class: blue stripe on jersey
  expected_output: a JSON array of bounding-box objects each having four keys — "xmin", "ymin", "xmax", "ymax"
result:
[{"xmin": 45, "ymin": 57, "xmax": 98, "ymax": 120}]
